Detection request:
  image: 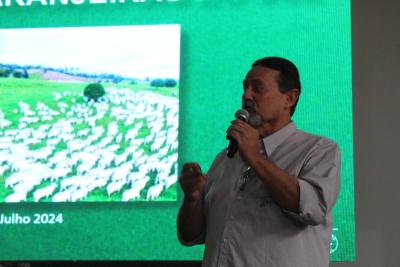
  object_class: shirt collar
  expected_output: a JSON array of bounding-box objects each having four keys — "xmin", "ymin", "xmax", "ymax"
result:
[{"xmin": 261, "ymin": 121, "xmax": 297, "ymax": 157}]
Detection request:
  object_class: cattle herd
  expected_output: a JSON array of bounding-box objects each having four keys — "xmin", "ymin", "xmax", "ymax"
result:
[{"xmin": 0, "ymin": 87, "xmax": 179, "ymax": 202}]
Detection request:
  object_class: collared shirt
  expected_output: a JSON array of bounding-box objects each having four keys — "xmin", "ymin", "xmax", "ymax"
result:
[{"xmin": 179, "ymin": 122, "xmax": 341, "ymax": 267}]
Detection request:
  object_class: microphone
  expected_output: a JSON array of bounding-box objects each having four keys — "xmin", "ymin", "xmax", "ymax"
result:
[{"xmin": 227, "ymin": 109, "xmax": 250, "ymax": 158}]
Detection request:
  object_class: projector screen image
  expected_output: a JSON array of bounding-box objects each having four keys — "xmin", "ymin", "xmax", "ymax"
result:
[
  {"xmin": 0, "ymin": 0, "xmax": 354, "ymax": 262},
  {"xmin": 0, "ymin": 25, "xmax": 180, "ymax": 203}
]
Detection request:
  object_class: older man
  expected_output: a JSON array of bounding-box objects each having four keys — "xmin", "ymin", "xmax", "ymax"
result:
[{"xmin": 178, "ymin": 57, "xmax": 340, "ymax": 267}]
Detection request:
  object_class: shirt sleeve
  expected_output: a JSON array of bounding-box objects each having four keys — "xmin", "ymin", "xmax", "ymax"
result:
[{"xmin": 282, "ymin": 138, "xmax": 341, "ymax": 225}]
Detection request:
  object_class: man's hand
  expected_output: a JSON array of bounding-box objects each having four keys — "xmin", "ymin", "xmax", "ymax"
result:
[
  {"xmin": 227, "ymin": 119, "xmax": 263, "ymax": 165},
  {"xmin": 179, "ymin": 162, "xmax": 207, "ymax": 202}
]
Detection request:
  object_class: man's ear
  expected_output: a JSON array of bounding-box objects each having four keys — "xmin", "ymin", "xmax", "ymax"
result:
[{"xmin": 285, "ymin": 89, "xmax": 299, "ymax": 109}]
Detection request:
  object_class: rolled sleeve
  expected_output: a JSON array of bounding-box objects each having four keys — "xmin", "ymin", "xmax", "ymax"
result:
[{"xmin": 283, "ymin": 140, "xmax": 341, "ymax": 225}]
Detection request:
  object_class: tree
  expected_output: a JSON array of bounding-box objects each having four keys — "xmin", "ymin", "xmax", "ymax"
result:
[
  {"xmin": 0, "ymin": 67, "xmax": 11, "ymax": 78},
  {"xmin": 164, "ymin": 78, "xmax": 177, "ymax": 87},
  {"xmin": 12, "ymin": 69, "xmax": 29, "ymax": 78},
  {"xmin": 150, "ymin": 78, "xmax": 165, "ymax": 87},
  {"xmin": 84, "ymin": 83, "xmax": 105, "ymax": 101}
]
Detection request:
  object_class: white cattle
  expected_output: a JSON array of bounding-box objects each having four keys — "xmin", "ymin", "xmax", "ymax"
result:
[
  {"xmin": 61, "ymin": 176, "xmax": 80, "ymax": 190},
  {"xmin": 20, "ymin": 117, "xmax": 39, "ymax": 125},
  {"xmin": 57, "ymin": 101, "xmax": 69, "ymax": 109},
  {"xmin": 47, "ymin": 138, "xmax": 61, "ymax": 146},
  {"xmin": 31, "ymin": 146, "xmax": 54, "ymax": 161},
  {"xmin": 0, "ymin": 136, "xmax": 14, "ymax": 144},
  {"xmin": 0, "ymin": 165, "xmax": 9, "ymax": 176},
  {"xmin": 38, "ymin": 124, "xmax": 51, "ymax": 132},
  {"xmin": 164, "ymin": 174, "xmax": 178, "ymax": 189},
  {"xmin": 114, "ymin": 152, "xmax": 130, "ymax": 166},
  {"xmin": 12, "ymin": 180, "xmax": 38, "ymax": 194},
  {"xmin": 112, "ymin": 162, "xmax": 132, "ymax": 182},
  {"xmin": 97, "ymin": 136, "xmax": 113, "ymax": 148},
  {"xmin": 33, "ymin": 184, "xmax": 57, "ymax": 202},
  {"xmin": 4, "ymin": 129, "xmax": 18, "ymax": 137},
  {"xmin": 106, "ymin": 180, "xmax": 125, "ymax": 196},
  {"xmin": 5, "ymin": 191, "xmax": 28, "ymax": 202},
  {"xmin": 146, "ymin": 183, "xmax": 164, "ymax": 200},
  {"xmin": 31, "ymin": 129, "xmax": 47, "ymax": 140},
  {"xmin": 0, "ymin": 142, "xmax": 11, "ymax": 150},
  {"xmin": 70, "ymin": 187, "xmax": 89, "ymax": 202},
  {"xmin": 98, "ymin": 151, "xmax": 115, "ymax": 168},
  {"xmin": 52, "ymin": 189, "xmax": 73, "ymax": 202},
  {"xmin": 77, "ymin": 129, "xmax": 90, "ymax": 138},
  {"xmin": 23, "ymin": 136, "xmax": 41, "ymax": 146},
  {"xmin": 125, "ymin": 129, "xmax": 137, "ymax": 141},
  {"xmin": 0, "ymin": 118, "xmax": 12, "ymax": 128},
  {"xmin": 67, "ymin": 139, "xmax": 85, "ymax": 152},
  {"xmin": 158, "ymin": 146, "xmax": 170, "ymax": 157},
  {"xmin": 107, "ymin": 122, "xmax": 119, "ymax": 136},
  {"xmin": 87, "ymin": 177, "xmax": 108, "ymax": 191},
  {"xmin": 77, "ymin": 159, "xmax": 98, "ymax": 175},
  {"xmin": 169, "ymin": 140, "xmax": 178, "ymax": 150},
  {"xmin": 115, "ymin": 133, "xmax": 123, "ymax": 144},
  {"xmin": 18, "ymin": 122, "xmax": 27, "ymax": 129},
  {"xmin": 47, "ymin": 128, "xmax": 61, "ymax": 138},
  {"xmin": 107, "ymin": 144, "xmax": 120, "ymax": 152},
  {"xmin": 22, "ymin": 109, "xmax": 35, "ymax": 117},
  {"xmin": 144, "ymin": 133, "xmax": 155, "ymax": 144},
  {"xmin": 122, "ymin": 176, "xmax": 149, "ymax": 201},
  {"xmin": 49, "ymin": 167, "xmax": 70, "ymax": 181},
  {"xmin": 95, "ymin": 168, "xmax": 114, "ymax": 181},
  {"xmin": 53, "ymin": 92, "xmax": 62, "ymax": 101},
  {"xmin": 5, "ymin": 172, "xmax": 26, "ymax": 188},
  {"xmin": 60, "ymin": 133, "xmax": 75, "ymax": 142}
]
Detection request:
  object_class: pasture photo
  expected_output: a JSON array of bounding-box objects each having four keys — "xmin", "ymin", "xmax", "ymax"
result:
[{"xmin": 0, "ymin": 25, "xmax": 181, "ymax": 202}]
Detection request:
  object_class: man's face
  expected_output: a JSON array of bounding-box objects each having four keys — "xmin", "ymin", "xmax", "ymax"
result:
[{"xmin": 242, "ymin": 65, "xmax": 293, "ymax": 135}]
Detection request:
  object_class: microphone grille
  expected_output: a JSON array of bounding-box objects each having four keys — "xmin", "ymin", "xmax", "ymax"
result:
[{"xmin": 234, "ymin": 109, "xmax": 250, "ymax": 122}]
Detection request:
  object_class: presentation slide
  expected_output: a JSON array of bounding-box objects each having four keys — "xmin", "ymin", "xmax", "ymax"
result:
[{"xmin": 0, "ymin": 0, "xmax": 354, "ymax": 262}]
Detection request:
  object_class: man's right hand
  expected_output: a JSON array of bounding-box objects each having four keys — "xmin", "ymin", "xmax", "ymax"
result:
[
  {"xmin": 177, "ymin": 162, "xmax": 207, "ymax": 243},
  {"xmin": 179, "ymin": 162, "xmax": 207, "ymax": 202}
]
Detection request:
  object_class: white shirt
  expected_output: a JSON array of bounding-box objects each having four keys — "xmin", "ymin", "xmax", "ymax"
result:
[{"xmin": 180, "ymin": 122, "xmax": 341, "ymax": 267}]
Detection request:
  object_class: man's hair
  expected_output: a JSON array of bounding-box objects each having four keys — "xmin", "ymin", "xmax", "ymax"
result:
[{"xmin": 252, "ymin": 56, "xmax": 301, "ymax": 116}]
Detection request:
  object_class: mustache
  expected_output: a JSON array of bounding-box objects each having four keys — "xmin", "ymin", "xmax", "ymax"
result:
[
  {"xmin": 241, "ymin": 100, "xmax": 262, "ymax": 127},
  {"xmin": 242, "ymin": 99, "xmax": 256, "ymax": 111}
]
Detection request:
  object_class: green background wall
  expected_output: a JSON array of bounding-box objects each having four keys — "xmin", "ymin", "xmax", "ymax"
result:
[{"xmin": 0, "ymin": 0, "xmax": 354, "ymax": 261}]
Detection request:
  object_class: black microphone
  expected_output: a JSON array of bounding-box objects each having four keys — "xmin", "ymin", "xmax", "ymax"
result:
[{"xmin": 227, "ymin": 109, "xmax": 250, "ymax": 158}]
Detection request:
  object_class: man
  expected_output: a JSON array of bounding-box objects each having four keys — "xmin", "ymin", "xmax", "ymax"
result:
[{"xmin": 177, "ymin": 57, "xmax": 340, "ymax": 267}]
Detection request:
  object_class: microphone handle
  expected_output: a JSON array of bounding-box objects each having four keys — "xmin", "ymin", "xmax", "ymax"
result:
[
  {"xmin": 226, "ymin": 108, "xmax": 249, "ymax": 158},
  {"xmin": 227, "ymin": 137, "xmax": 238, "ymax": 158}
]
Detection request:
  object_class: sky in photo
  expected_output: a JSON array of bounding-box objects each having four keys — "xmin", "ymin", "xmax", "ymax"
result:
[{"xmin": 0, "ymin": 25, "xmax": 181, "ymax": 80}]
